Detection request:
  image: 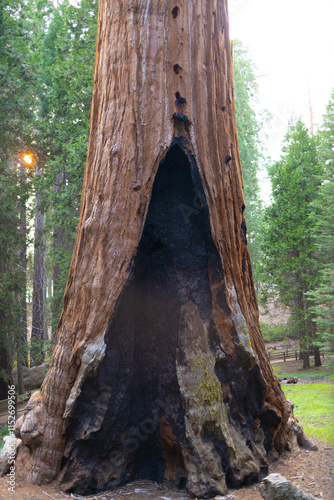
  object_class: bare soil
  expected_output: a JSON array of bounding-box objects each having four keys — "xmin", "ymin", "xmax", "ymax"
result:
[
  {"xmin": 0, "ymin": 441, "xmax": 333, "ymax": 500},
  {"xmin": 269, "ymin": 351, "xmax": 334, "ymax": 385}
]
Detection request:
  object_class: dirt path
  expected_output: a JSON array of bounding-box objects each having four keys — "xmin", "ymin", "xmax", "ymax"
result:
[{"xmin": 0, "ymin": 441, "xmax": 333, "ymax": 500}]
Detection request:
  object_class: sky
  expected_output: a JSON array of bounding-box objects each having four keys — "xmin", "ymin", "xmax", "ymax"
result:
[{"xmin": 228, "ymin": 0, "xmax": 334, "ymax": 199}]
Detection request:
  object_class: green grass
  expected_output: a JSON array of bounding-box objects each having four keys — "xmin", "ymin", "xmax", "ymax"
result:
[
  {"xmin": 0, "ymin": 426, "xmax": 9, "ymax": 451},
  {"xmin": 282, "ymin": 383, "xmax": 334, "ymax": 443},
  {"xmin": 260, "ymin": 322, "xmax": 293, "ymax": 342}
]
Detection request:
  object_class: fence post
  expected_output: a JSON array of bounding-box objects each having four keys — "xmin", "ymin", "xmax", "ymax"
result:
[{"xmin": 283, "ymin": 351, "xmax": 286, "ymax": 362}]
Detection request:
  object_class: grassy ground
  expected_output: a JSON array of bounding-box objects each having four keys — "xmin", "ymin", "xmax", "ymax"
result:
[
  {"xmin": 272, "ymin": 356, "xmax": 334, "ymax": 444},
  {"xmin": 282, "ymin": 383, "xmax": 334, "ymax": 443}
]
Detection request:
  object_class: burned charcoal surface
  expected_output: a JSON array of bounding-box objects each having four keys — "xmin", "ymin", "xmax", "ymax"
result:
[{"xmin": 61, "ymin": 142, "xmax": 268, "ymax": 497}]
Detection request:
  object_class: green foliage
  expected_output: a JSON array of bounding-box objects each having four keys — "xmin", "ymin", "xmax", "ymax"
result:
[
  {"xmin": 37, "ymin": 0, "xmax": 98, "ymax": 333},
  {"xmin": 260, "ymin": 119, "xmax": 322, "ymax": 356},
  {"xmin": 0, "ymin": 426, "xmax": 10, "ymax": 440},
  {"xmin": 0, "ymin": 0, "xmax": 98, "ymax": 379},
  {"xmin": 29, "ymin": 336, "xmax": 53, "ymax": 362},
  {"xmin": 0, "ymin": 0, "xmax": 37, "ymax": 160},
  {"xmin": 233, "ymin": 40, "xmax": 266, "ymax": 287},
  {"xmin": 282, "ymin": 383, "xmax": 334, "ymax": 443},
  {"xmin": 260, "ymin": 322, "xmax": 293, "ymax": 342},
  {"xmin": 0, "ymin": 426, "xmax": 10, "ymax": 451},
  {"xmin": 0, "ymin": 0, "xmax": 37, "ymax": 393},
  {"xmin": 307, "ymin": 89, "xmax": 334, "ymax": 353}
]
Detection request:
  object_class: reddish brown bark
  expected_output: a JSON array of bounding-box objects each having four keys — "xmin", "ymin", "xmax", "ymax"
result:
[{"xmin": 13, "ymin": 1, "xmax": 306, "ymax": 497}]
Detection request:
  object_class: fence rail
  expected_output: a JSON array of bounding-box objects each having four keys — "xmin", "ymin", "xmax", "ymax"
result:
[
  {"xmin": 267, "ymin": 349, "xmax": 324, "ymax": 362},
  {"xmin": 0, "ymin": 392, "xmax": 31, "ymax": 421}
]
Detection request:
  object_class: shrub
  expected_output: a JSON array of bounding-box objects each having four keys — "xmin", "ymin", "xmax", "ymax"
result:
[
  {"xmin": 260, "ymin": 322, "xmax": 294, "ymax": 342},
  {"xmin": 0, "ymin": 426, "xmax": 10, "ymax": 451}
]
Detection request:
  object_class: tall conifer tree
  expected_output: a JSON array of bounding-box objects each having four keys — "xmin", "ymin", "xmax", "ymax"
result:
[
  {"xmin": 309, "ymin": 90, "xmax": 334, "ymax": 352},
  {"xmin": 233, "ymin": 40, "xmax": 265, "ymax": 287},
  {"xmin": 261, "ymin": 119, "xmax": 322, "ymax": 367}
]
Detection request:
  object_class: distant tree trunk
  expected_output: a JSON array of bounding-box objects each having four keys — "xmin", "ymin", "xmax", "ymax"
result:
[
  {"xmin": 294, "ymin": 293, "xmax": 310, "ymax": 369},
  {"xmin": 308, "ymin": 311, "xmax": 321, "ymax": 367},
  {"xmin": 15, "ymin": 2, "xmax": 309, "ymax": 497},
  {"xmin": 0, "ymin": 246, "xmax": 13, "ymax": 398},
  {"xmin": 17, "ymin": 165, "xmax": 28, "ymax": 394},
  {"xmin": 0, "ymin": 249, "xmax": 12, "ymax": 399},
  {"xmin": 0, "ymin": 320, "xmax": 11, "ymax": 401},
  {"xmin": 30, "ymin": 166, "xmax": 45, "ymax": 366},
  {"xmin": 52, "ymin": 172, "xmax": 67, "ymax": 333},
  {"xmin": 313, "ymin": 346, "xmax": 321, "ymax": 367},
  {"xmin": 299, "ymin": 348, "xmax": 310, "ymax": 369}
]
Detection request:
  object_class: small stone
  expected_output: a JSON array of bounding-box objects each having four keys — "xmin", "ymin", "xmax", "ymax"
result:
[
  {"xmin": 260, "ymin": 473, "xmax": 318, "ymax": 500},
  {"xmin": 213, "ymin": 495, "xmax": 236, "ymax": 499},
  {"xmin": 0, "ymin": 436, "xmax": 22, "ymax": 475}
]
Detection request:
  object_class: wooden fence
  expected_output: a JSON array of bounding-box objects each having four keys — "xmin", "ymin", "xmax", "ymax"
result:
[
  {"xmin": 267, "ymin": 348, "xmax": 324, "ymax": 362},
  {"xmin": 0, "ymin": 392, "xmax": 31, "ymax": 423}
]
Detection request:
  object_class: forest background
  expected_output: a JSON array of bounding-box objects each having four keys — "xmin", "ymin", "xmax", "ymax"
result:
[{"xmin": 0, "ymin": 0, "xmax": 333, "ymax": 398}]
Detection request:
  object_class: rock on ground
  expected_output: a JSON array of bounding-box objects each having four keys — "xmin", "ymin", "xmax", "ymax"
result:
[
  {"xmin": 0, "ymin": 436, "xmax": 22, "ymax": 475},
  {"xmin": 13, "ymin": 362, "xmax": 49, "ymax": 391},
  {"xmin": 260, "ymin": 473, "xmax": 317, "ymax": 500}
]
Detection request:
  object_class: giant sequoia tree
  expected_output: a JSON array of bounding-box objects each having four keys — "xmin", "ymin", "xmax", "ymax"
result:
[{"xmin": 14, "ymin": 1, "xmax": 308, "ymax": 497}]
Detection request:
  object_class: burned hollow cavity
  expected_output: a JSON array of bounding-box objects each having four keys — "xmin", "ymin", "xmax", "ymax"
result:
[{"xmin": 61, "ymin": 141, "xmax": 268, "ymax": 496}]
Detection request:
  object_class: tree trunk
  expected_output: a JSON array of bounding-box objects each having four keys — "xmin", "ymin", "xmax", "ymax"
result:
[
  {"xmin": 19, "ymin": 165, "xmax": 28, "ymax": 369},
  {"xmin": 0, "ymin": 338, "xmax": 11, "ymax": 401},
  {"xmin": 313, "ymin": 347, "xmax": 321, "ymax": 367},
  {"xmin": 15, "ymin": 1, "xmax": 302, "ymax": 497},
  {"xmin": 308, "ymin": 311, "xmax": 321, "ymax": 367},
  {"xmin": 295, "ymin": 292, "xmax": 310, "ymax": 369},
  {"xmin": 30, "ymin": 166, "xmax": 45, "ymax": 366},
  {"xmin": 300, "ymin": 349, "xmax": 311, "ymax": 369},
  {"xmin": 52, "ymin": 172, "xmax": 68, "ymax": 334},
  {"xmin": 16, "ymin": 165, "xmax": 27, "ymax": 394}
]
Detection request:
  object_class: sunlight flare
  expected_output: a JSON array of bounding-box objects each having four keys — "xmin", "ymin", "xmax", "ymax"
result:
[{"xmin": 22, "ymin": 153, "xmax": 34, "ymax": 166}]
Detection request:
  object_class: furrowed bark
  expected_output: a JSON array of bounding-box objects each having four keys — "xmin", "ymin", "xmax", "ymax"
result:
[{"xmin": 14, "ymin": 1, "xmax": 301, "ymax": 497}]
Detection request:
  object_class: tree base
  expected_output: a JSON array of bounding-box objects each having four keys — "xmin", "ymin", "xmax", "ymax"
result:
[{"xmin": 47, "ymin": 144, "xmax": 275, "ymax": 497}]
